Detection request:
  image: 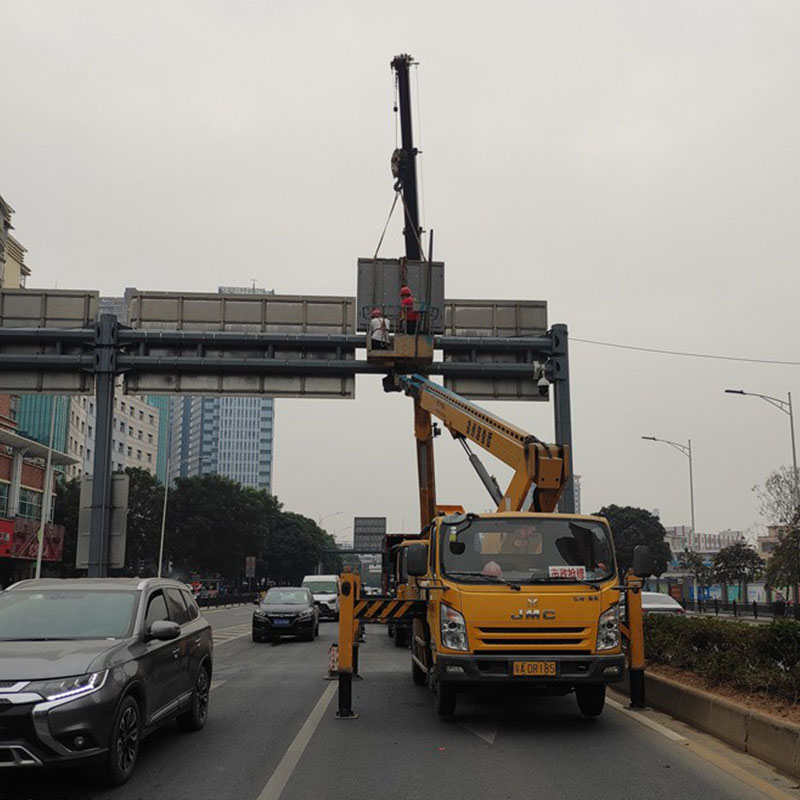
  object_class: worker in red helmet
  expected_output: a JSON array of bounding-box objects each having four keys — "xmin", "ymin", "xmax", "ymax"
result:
[
  {"xmin": 369, "ymin": 307, "xmax": 391, "ymax": 350},
  {"xmin": 400, "ymin": 285, "xmax": 420, "ymax": 334}
]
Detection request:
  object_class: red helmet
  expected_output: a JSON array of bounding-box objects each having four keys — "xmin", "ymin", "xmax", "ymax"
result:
[
  {"xmin": 400, "ymin": 285, "xmax": 412, "ymax": 296},
  {"xmin": 371, "ymin": 308, "xmax": 382, "ymax": 318}
]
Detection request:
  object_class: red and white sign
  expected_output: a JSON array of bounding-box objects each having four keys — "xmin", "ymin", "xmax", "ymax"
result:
[{"xmin": 548, "ymin": 565, "xmax": 587, "ymax": 580}]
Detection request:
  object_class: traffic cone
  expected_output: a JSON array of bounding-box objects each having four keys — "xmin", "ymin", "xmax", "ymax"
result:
[{"xmin": 324, "ymin": 643, "xmax": 339, "ymax": 680}]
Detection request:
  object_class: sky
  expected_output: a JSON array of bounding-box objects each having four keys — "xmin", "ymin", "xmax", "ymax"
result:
[{"xmin": 2, "ymin": 1, "xmax": 799, "ymax": 544}]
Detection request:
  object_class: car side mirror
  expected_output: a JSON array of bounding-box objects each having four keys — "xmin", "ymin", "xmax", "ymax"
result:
[
  {"xmin": 147, "ymin": 620, "xmax": 181, "ymax": 641},
  {"xmin": 406, "ymin": 543, "xmax": 428, "ymax": 577},
  {"xmin": 632, "ymin": 545, "xmax": 653, "ymax": 578}
]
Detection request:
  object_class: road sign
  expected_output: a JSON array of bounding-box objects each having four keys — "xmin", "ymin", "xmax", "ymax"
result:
[
  {"xmin": 245, "ymin": 556, "xmax": 256, "ymax": 578},
  {"xmin": 76, "ymin": 473, "xmax": 129, "ymax": 569}
]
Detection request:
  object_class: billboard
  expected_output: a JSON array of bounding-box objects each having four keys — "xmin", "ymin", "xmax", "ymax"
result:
[{"xmin": 8, "ymin": 519, "xmax": 65, "ymax": 562}]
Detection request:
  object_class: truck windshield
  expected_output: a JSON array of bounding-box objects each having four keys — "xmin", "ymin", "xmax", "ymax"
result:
[
  {"xmin": 440, "ymin": 518, "xmax": 615, "ymax": 585},
  {"xmin": 302, "ymin": 581, "xmax": 337, "ymax": 594}
]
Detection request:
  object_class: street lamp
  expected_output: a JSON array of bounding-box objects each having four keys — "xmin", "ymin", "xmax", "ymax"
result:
[
  {"xmin": 318, "ymin": 511, "xmax": 344, "ymax": 529},
  {"xmin": 725, "ymin": 389, "xmax": 799, "ymax": 506},
  {"xmin": 642, "ymin": 435, "xmax": 697, "ymax": 605}
]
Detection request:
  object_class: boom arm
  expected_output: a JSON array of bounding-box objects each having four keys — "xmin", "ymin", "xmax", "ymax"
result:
[{"xmin": 399, "ymin": 374, "xmax": 570, "ymax": 525}]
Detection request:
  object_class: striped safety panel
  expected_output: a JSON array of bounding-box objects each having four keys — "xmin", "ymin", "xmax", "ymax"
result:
[{"xmin": 353, "ymin": 599, "xmax": 427, "ymax": 622}]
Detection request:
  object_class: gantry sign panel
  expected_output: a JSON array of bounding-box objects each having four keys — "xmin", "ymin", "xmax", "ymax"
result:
[
  {"xmin": 124, "ymin": 291, "xmax": 357, "ymax": 398},
  {"xmin": 442, "ymin": 299, "xmax": 549, "ymax": 401},
  {"xmin": 0, "ymin": 289, "xmax": 98, "ymax": 393}
]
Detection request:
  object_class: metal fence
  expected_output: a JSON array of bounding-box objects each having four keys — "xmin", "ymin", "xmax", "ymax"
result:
[
  {"xmin": 684, "ymin": 598, "xmax": 800, "ymax": 621},
  {"xmin": 196, "ymin": 592, "xmax": 258, "ymax": 609}
]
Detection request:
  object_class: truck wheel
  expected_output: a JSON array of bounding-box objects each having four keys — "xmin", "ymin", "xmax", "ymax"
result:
[
  {"xmin": 575, "ymin": 684, "xmax": 606, "ymax": 718},
  {"xmin": 411, "ymin": 657, "xmax": 427, "ymax": 686},
  {"xmin": 435, "ymin": 681, "xmax": 456, "ymax": 717},
  {"xmin": 394, "ymin": 627, "xmax": 407, "ymax": 647}
]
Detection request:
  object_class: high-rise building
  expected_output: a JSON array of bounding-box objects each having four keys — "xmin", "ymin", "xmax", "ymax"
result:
[{"xmin": 168, "ymin": 395, "xmax": 274, "ymax": 490}]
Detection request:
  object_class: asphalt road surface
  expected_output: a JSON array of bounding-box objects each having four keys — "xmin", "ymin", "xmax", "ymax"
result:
[{"xmin": 4, "ymin": 604, "xmax": 798, "ymax": 800}]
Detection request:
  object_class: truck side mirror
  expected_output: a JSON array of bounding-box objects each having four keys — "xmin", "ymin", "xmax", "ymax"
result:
[
  {"xmin": 406, "ymin": 543, "xmax": 428, "ymax": 577},
  {"xmin": 632, "ymin": 545, "xmax": 653, "ymax": 578}
]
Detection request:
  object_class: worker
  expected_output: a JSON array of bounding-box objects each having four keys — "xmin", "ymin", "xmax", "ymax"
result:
[
  {"xmin": 400, "ymin": 285, "xmax": 420, "ymax": 334},
  {"xmin": 369, "ymin": 307, "xmax": 391, "ymax": 350}
]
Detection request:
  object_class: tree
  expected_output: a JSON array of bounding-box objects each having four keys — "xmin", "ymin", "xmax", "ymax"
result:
[
  {"xmin": 594, "ymin": 505, "xmax": 671, "ymax": 577},
  {"xmin": 54, "ymin": 477, "xmax": 81, "ymax": 577},
  {"xmin": 764, "ymin": 526, "xmax": 800, "ymax": 600},
  {"xmin": 119, "ymin": 468, "xmax": 166, "ymax": 576},
  {"xmin": 679, "ymin": 550, "xmax": 713, "ymax": 591},
  {"xmin": 753, "ymin": 466, "xmax": 799, "ymax": 527},
  {"xmin": 712, "ymin": 541, "xmax": 763, "ymax": 601}
]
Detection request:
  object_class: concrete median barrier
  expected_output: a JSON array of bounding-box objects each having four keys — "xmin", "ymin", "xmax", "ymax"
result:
[{"xmin": 615, "ymin": 671, "xmax": 800, "ymax": 778}]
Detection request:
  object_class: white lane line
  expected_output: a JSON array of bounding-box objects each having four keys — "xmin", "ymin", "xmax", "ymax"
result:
[
  {"xmin": 606, "ymin": 697, "xmax": 689, "ymax": 744},
  {"xmin": 210, "ymin": 680, "xmax": 227, "ymax": 692},
  {"xmin": 256, "ymin": 682, "xmax": 337, "ymax": 800}
]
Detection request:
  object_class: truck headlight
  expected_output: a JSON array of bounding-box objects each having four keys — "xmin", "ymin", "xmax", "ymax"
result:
[
  {"xmin": 440, "ymin": 605, "xmax": 468, "ymax": 651},
  {"xmin": 596, "ymin": 605, "xmax": 620, "ymax": 651}
]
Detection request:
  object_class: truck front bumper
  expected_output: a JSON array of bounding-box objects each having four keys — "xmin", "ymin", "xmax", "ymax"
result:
[{"xmin": 434, "ymin": 653, "xmax": 625, "ymax": 686}]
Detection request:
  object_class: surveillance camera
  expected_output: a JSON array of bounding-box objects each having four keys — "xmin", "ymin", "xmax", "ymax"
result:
[{"xmin": 536, "ymin": 375, "xmax": 550, "ymax": 397}]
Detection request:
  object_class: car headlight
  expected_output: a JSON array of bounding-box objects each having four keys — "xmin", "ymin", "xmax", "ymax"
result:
[
  {"xmin": 29, "ymin": 670, "xmax": 108, "ymax": 702},
  {"xmin": 254, "ymin": 610, "xmax": 267, "ymax": 619},
  {"xmin": 596, "ymin": 604, "xmax": 620, "ymax": 651},
  {"xmin": 298, "ymin": 608, "xmax": 314, "ymax": 619},
  {"xmin": 440, "ymin": 604, "xmax": 468, "ymax": 651}
]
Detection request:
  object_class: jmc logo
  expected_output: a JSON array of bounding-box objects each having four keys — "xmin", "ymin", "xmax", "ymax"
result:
[{"xmin": 511, "ymin": 598, "xmax": 555, "ymax": 620}]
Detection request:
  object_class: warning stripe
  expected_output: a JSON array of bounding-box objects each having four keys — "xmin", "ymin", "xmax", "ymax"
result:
[{"xmin": 353, "ymin": 599, "xmax": 426, "ymax": 621}]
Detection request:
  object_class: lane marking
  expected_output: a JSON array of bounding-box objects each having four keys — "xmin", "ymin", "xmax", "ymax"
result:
[
  {"xmin": 606, "ymin": 697, "xmax": 689, "ymax": 744},
  {"xmin": 213, "ymin": 623, "xmax": 252, "ymax": 645},
  {"xmin": 210, "ymin": 680, "xmax": 227, "ymax": 692},
  {"xmin": 256, "ymin": 682, "xmax": 337, "ymax": 800},
  {"xmin": 608, "ymin": 697, "xmax": 798, "ymax": 800},
  {"xmin": 459, "ymin": 719, "xmax": 497, "ymax": 745}
]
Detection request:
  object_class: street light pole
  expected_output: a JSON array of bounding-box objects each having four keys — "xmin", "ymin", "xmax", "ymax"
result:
[
  {"xmin": 318, "ymin": 511, "xmax": 344, "ymax": 529},
  {"xmin": 642, "ymin": 435, "xmax": 697, "ymax": 605}
]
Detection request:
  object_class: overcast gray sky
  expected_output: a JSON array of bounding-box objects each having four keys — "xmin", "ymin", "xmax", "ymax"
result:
[{"xmin": 3, "ymin": 1, "xmax": 799, "ymax": 542}]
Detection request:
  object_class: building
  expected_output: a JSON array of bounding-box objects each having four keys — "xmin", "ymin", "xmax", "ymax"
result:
[
  {"xmin": 168, "ymin": 395, "xmax": 274, "ymax": 491},
  {"xmin": 757, "ymin": 525, "xmax": 787, "ymax": 561},
  {"xmin": 664, "ymin": 526, "xmax": 745, "ymax": 559},
  {"xmin": 166, "ymin": 286, "xmax": 276, "ymax": 491}
]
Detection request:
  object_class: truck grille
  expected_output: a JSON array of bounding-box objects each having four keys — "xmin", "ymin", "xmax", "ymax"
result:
[{"xmin": 475, "ymin": 625, "xmax": 591, "ymax": 652}]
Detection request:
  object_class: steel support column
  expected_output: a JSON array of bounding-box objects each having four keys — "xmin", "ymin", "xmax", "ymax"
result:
[
  {"xmin": 550, "ymin": 324, "xmax": 575, "ymax": 513},
  {"xmin": 87, "ymin": 314, "xmax": 118, "ymax": 577}
]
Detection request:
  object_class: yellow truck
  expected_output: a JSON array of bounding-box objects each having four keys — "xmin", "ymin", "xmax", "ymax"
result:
[{"xmin": 336, "ymin": 373, "xmax": 651, "ymax": 719}]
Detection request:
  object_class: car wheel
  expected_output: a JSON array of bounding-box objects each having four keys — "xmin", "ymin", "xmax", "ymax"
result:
[
  {"xmin": 102, "ymin": 695, "xmax": 140, "ymax": 786},
  {"xmin": 575, "ymin": 684, "xmax": 606, "ymax": 718},
  {"xmin": 435, "ymin": 680, "xmax": 456, "ymax": 718},
  {"xmin": 178, "ymin": 664, "xmax": 211, "ymax": 732}
]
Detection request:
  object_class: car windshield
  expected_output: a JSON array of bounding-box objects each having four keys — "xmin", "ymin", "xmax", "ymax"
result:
[
  {"xmin": 0, "ymin": 590, "xmax": 138, "ymax": 640},
  {"xmin": 265, "ymin": 589, "xmax": 309, "ymax": 605},
  {"xmin": 302, "ymin": 581, "xmax": 337, "ymax": 594},
  {"xmin": 441, "ymin": 518, "xmax": 616, "ymax": 585}
]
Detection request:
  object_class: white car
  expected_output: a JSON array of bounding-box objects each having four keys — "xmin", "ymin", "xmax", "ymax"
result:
[
  {"xmin": 301, "ymin": 575, "xmax": 340, "ymax": 620},
  {"xmin": 640, "ymin": 591, "xmax": 686, "ymax": 615}
]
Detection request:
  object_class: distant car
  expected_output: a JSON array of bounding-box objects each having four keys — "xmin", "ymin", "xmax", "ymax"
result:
[
  {"xmin": 252, "ymin": 587, "xmax": 319, "ymax": 642},
  {"xmin": 0, "ymin": 577, "xmax": 213, "ymax": 785},
  {"xmin": 640, "ymin": 591, "xmax": 686, "ymax": 615},
  {"xmin": 301, "ymin": 574, "xmax": 340, "ymax": 620}
]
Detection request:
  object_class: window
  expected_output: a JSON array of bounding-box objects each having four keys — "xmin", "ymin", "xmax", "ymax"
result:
[
  {"xmin": 138, "ymin": 430, "xmax": 143, "ymax": 440},
  {"xmin": 121, "ymin": 402, "xmax": 126, "ymax": 412},
  {"xmin": 86, "ymin": 449, "xmax": 91, "ymax": 462},
  {"xmin": 148, "ymin": 434, "xmax": 153, "ymax": 444},
  {"xmin": 147, "ymin": 453, "xmax": 152, "ymax": 463},
  {"xmin": 88, "ymin": 426, "xmax": 93, "ymax": 437},
  {"xmin": 130, "ymin": 407, "xmax": 135, "ymax": 417},
  {"xmin": 136, "ymin": 450, "xmax": 142, "ymax": 460},
  {"xmin": 139, "ymin": 410, "xmax": 144, "ymax": 421},
  {"xmin": 149, "ymin": 414, "xmax": 154, "ymax": 425},
  {"xmin": 165, "ymin": 589, "xmax": 190, "ymax": 625},
  {"xmin": 127, "ymin": 447, "xmax": 132, "ymax": 457},
  {"xmin": 18, "ymin": 488, "xmax": 42, "ymax": 520},
  {"xmin": 128, "ymin": 425, "xmax": 133, "ymax": 436},
  {"xmin": 144, "ymin": 592, "xmax": 170, "ymax": 627},
  {"xmin": 0, "ymin": 482, "xmax": 8, "ymax": 516},
  {"xmin": 118, "ymin": 442, "xmax": 124, "ymax": 453},
  {"xmin": 181, "ymin": 591, "xmax": 199, "ymax": 620}
]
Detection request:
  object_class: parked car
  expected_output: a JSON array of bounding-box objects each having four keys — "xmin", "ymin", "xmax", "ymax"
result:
[
  {"xmin": 301, "ymin": 574, "xmax": 340, "ymax": 620},
  {"xmin": 640, "ymin": 591, "xmax": 686, "ymax": 615},
  {"xmin": 252, "ymin": 587, "xmax": 319, "ymax": 642},
  {"xmin": 0, "ymin": 577, "xmax": 213, "ymax": 785}
]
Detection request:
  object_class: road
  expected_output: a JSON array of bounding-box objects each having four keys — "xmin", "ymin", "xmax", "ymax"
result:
[{"xmin": 4, "ymin": 604, "xmax": 798, "ymax": 800}]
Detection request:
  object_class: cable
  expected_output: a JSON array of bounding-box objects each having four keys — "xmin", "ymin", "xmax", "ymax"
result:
[
  {"xmin": 373, "ymin": 192, "xmax": 400, "ymax": 259},
  {"xmin": 571, "ymin": 337, "xmax": 800, "ymax": 366}
]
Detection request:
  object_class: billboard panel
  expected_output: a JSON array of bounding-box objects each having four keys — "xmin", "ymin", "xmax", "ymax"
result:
[
  {"xmin": 442, "ymin": 299, "xmax": 549, "ymax": 402},
  {"xmin": 356, "ymin": 258, "xmax": 445, "ymax": 333},
  {"xmin": 123, "ymin": 291, "xmax": 356, "ymax": 398},
  {"xmin": 76, "ymin": 473, "xmax": 129, "ymax": 569}
]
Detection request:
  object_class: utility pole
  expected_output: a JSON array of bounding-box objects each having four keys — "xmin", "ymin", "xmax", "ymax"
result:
[{"xmin": 391, "ymin": 54, "xmax": 422, "ymax": 261}]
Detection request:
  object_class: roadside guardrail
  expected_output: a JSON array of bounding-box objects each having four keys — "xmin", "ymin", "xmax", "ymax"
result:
[
  {"xmin": 683, "ymin": 598, "xmax": 800, "ymax": 621},
  {"xmin": 196, "ymin": 592, "xmax": 259, "ymax": 609}
]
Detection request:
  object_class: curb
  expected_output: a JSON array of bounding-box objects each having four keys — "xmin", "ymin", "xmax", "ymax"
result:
[{"xmin": 617, "ymin": 671, "xmax": 800, "ymax": 778}]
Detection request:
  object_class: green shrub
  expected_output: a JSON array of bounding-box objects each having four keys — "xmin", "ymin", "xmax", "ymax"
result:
[{"xmin": 644, "ymin": 615, "xmax": 800, "ymax": 704}]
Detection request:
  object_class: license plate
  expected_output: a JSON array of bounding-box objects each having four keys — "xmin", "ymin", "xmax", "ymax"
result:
[
  {"xmin": 512, "ymin": 660, "xmax": 558, "ymax": 677},
  {"xmin": 273, "ymin": 618, "xmax": 290, "ymax": 627}
]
